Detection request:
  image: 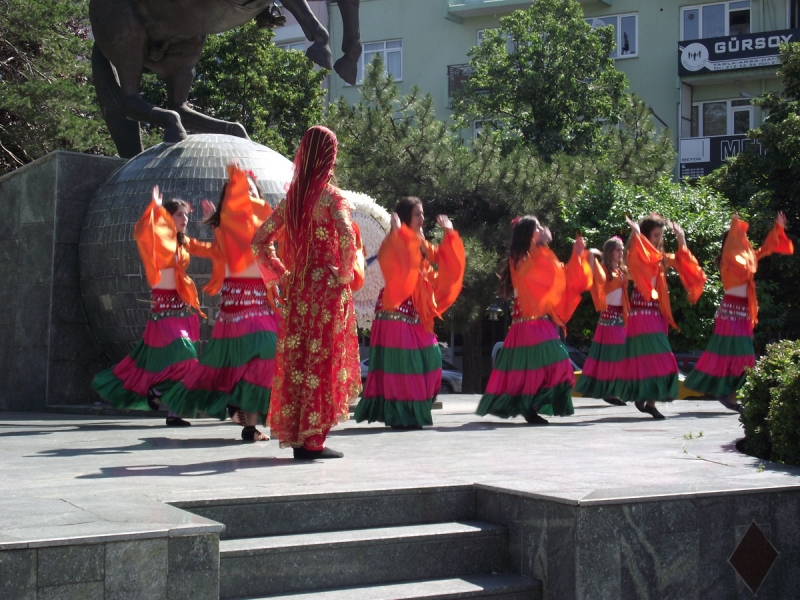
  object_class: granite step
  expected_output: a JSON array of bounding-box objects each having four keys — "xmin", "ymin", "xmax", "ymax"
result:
[
  {"xmin": 219, "ymin": 521, "xmax": 509, "ymax": 599},
  {"xmin": 174, "ymin": 485, "xmax": 476, "ymax": 540},
  {"xmin": 247, "ymin": 573, "xmax": 542, "ymax": 599}
]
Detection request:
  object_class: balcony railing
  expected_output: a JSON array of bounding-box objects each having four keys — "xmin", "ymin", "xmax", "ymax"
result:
[
  {"xmin": 678, "ymin": 28, "xmax": 800, "ymax": 76},
  {"xmin": 447, "ymin": 64, "xmax": 476, "ymax": 97}
]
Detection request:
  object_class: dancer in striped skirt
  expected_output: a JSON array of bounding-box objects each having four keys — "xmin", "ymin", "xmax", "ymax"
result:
[
  {"xmin": 162, "ymin": 165, "xmax": 278, "ymax": 441},
  {"xmin": 92, "ymin": 186, "xmax": 217, "ymax": 426},
  {"xmin": 685, "ymin": 213, "xmax": 793, "ymax": 412},
  {"xmin": 477, "ymin": 217, "xmax": 592, "ymax": 424},
  {"xmin": 620, "ymin": 215, "xmax": 706, "ymax": 419},
  {"xmin": 355, "ymin": 196, "xmax": 466, "ymax": 429},
  {"xmin": 575, "ymin": 236, "xmax": 630, "ymax": 404}
]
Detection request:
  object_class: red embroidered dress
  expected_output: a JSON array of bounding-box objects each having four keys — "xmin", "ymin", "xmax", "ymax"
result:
[{"xmin": 253, "ymin": 187, "xmax": 361, "ymax": 448}]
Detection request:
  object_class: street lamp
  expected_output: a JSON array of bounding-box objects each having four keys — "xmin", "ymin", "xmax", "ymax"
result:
[{"xmin": 485, "ymin": 298, "xmax": 504, "ymax": 321}]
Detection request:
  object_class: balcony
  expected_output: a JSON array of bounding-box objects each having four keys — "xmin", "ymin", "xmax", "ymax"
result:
[
  {"xmin": 678, "ymin": 28, "xmax": 800, "ymax": 77},
  {"xmin": 446, "ymin": 0, "xmax": 610, "ymax": 20}
]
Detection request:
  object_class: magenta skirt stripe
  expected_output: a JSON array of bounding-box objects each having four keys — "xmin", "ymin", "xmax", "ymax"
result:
[
  {"xmin": 501, "ymin": 318, "xmax": 562, "ymax": 349},
  {"xmin": 111, "ymin": 358, "xmax": 197, "ymax": 396},
  {"xmin": 142, "ymin": 316, "xmax": 200, "ymax": 348},
  {"xmin": 211, "ymin": 313, "xmax": 279, "ymax": 339},
  {"xmin": 712, "ymin": 315, "xmax": 753, "ymax": 337},
  {"xmin": 692, "ymin": 353, "xmax": 755, "ymax": 378},
  {"xmin": 626, "ymin": 312, "xmax": 669, "ymax": 336},
  {"xmin": 363, "ymin": 371, "xmax": 442, "ymax": 402},
  {"xmin": 368, "ymin": 318, "xmax": 439, "ymax": 350},
  {"xmin": 485, "ymin": 360, "xmax": 575, "ymax": 395},
  {"xmin": 180, "ymin": 358, "xmax": 275, "ymax": 393}
]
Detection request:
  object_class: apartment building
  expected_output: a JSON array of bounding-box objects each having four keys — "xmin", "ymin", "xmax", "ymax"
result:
[{"xmin": 326, "ymin": 0, "xmax": 800, "ymax": 178}]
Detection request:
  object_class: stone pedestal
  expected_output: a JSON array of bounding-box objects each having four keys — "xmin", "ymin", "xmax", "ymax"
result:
[{"xmin": 0, "ymin": 152, "xmax": 124, "ymax": 411}]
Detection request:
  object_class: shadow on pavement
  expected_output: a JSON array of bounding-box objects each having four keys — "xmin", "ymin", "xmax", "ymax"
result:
[
  {"xmin": 32, "ymin": 436, "xmax": 249, "ymax": 457},
  {"xmin": 76, "ymin": 456, "xmax": 294, "ymax": 478}
]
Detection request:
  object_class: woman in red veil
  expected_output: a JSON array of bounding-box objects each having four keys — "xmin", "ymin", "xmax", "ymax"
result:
[{"xmin": 252, "ymin": 126, "xmax": 361, "ymax": 459}]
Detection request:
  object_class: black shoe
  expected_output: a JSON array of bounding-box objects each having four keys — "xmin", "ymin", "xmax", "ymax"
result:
[
  {"xmin": 146, "ymin": 387, "xmax": 161, "ymax": 412},
  {"xmin": 166, "ymin": 416, "xmax": 191, "ymax": 427},
  {"xmin": 603, "ymin": 397, "xmax": 626, "ymax": 406},
  {"xmin": 634, "ymin": 401, "xmax": 647, "ymax": 413},
  {"xmin": 718, "ymin": 396, "xmax": 743, "ymax": 413},
  {"xmin": 241, "ymin": 426, "xmax": 269, "ymax": 442},
  {"xmin": 293, "ymin": 446, "xmax": 344, "ymax": 460},
  {"xmin": 643, "ymin": 404, "xmax": 666, "ymax": 420},
  {"xmin": 524, "ymin": 412, "xmax": 549, "ymax": 425}
]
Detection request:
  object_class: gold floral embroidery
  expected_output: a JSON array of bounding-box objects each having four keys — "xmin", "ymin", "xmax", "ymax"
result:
[
  {"xmin": 296, "ymin": 301, "xmax": 308, "ymax": 316},
  {"xmin": 337, "ymin": 368, "xmax": 348, "ymax": 383},
  {"xmin": 307, "ymin": 412, "xmax": 320, "ymax": 426},
  {"xmin": 312, "ymin": 268, "xmax": 324, "ymax": 281},
  {"xmin": 315, "ymin": 227, "xmax": 329, "ymax": 241},
  {"xmin": 286, "ymin": 334, "xmax": 301, "ymax": 349},
  {"xmin": 290, "ymin": 370, "xmax": 304, "ymax": 385},
  {"xmin": 321, "ymin": 310, "xmax": 331, "ymax": 323},
  {"xmin": 309, "ymin": 339, "xmax": 321, "ymax": 353},
  {"xmin": 305, "ymin": 374, "xmax": 320, "ymax": 390}
]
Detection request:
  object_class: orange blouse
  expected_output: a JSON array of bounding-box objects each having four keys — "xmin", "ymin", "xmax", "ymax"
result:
[
  {"xmin": 626, "ymin": 230, "xmax": 706, "ymax": 330},
  {"xmin": 204, "ymin": 165, "xmax": 273, "ymax": 296},
  {"xmin": 720, "ymin": 215, "xmax": 794, "ymax": 326},
  {"xmin": 511, "ymin": 240, "xmax": 592, "ymax": 326},
  {"xmin": 590, "ymin": 261, "xmax": 630, "ymax": 320},
  {"xmin": 133, "ymin": 199, "xmax": 217, "ymax": 318},
  {"xmin": 378, "ymin": 224, "xmax": 466, "ymax": 333}
]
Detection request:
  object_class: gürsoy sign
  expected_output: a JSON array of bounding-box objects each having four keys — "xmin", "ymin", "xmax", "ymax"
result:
[{"xmin": 678, "ymin": 29, "xmax": 799, "ymax": 76}]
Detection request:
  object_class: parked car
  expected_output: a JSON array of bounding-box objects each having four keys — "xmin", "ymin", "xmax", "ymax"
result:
[{"xmin": 360, "ymin": 358, "xmax": 463, "ymax": 394}]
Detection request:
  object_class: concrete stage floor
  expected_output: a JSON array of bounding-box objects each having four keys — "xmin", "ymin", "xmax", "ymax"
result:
[{"xmin": 2, "ymin": 395, "xmax": 800, "ymax": 549}]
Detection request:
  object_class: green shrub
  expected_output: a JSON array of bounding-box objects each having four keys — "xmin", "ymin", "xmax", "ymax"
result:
[{"xmin": 739, "ymin": 340, "xmax": 800, "ymax": 464}]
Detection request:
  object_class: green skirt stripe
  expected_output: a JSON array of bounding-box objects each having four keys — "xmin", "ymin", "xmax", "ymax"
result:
[
  {"xmin": 477, "ymin": 382, "xmax": 574, "ymax": 418},
  {"xmin": 91, "ymin": 370, "xmax": 181, "ymax": 412},
  {"xmin": 354, "ymin": 397, "xmax": 433, "ymax": 427},
  {"xmin": 683, "ymin": 371, "xmax": 746, "ymax": 396},
  {"xmin": 587, "ymin": 342, "xmax": 625, "ymax": 362},
  {"xmin": 368, "ymin": 345, "xmax": 441, "ymax": 375},
  {"xmin": 166, "ymin": 381, "xmax": 271, "ymax": 420},
  {"xmin": 704, "ymin": 334, "xmax": 755, "ymax": 357},
  {"xmin": 131, "ymin": 338, "xmax": 198, "ymax": 373},
  {"xmin": 624, "ymin": 333, "xmax": 673, "ymax": 359},
  {"xmin": 201, "ymin": 331, "xmax": 276, "ymax": 369},
  {"xmin": 493, "ymin": 340, "xmax": 570, "ymax": 372},
  {"xmin": 574, "ymin": 375, "xmax": 627, "ymax": 399},
  {"xmin": 620, "ymin": 374, "xmax": 678, "ymax": 402}
]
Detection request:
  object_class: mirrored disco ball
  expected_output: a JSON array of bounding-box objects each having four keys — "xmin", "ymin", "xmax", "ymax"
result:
[{"xmin": 79, "ymin": 135, "xmax": 293, "ymax": 361}]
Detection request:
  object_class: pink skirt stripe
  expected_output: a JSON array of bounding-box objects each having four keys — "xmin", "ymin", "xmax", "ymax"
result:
[
  {"xmin": 619, "ymin": 353, "xmax": 678, "ymax": 380},
  {"xmin": 693, "ymin": 352, "xmax": 755, "ymax": 378},
  {"xmin": 712, "ymin": 315, "xmax": 753, "ymax": 337},
  {"xmin": 112, "ymin": 358, "xmax": 198, "ymax": 396},
  {"xmin": 363, "ymin": 370, "xmax": 442, "ymax": 402},
  {"xmin": 626, "ymin": 312, "xmax": 669, "ymax": 336},
  {"xmin": 485, "ymin": 360, "xmax": 575, "ymax": 396},
  {"xmin": 142, "ymin": 316, "xmax": 199, "ymax": 348},
  {"xmin": 180, "ymin": 358, "xmax": 276, "ymax": 393},
  {"xmin": 502, "ymin": 318, "xmax": 561, "ymax": 349},
  {"xmin": 368, "ymin": 318, "xmax": 438, "ymax": 350}
]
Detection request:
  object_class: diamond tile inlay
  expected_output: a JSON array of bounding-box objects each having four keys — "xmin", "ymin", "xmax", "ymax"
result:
[{"xmin": 728, "ymin": 520, "xmax": 779, "ymax": 594}]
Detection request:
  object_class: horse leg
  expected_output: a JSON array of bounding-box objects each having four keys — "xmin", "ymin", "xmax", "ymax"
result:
[
  {"xmin": 278, "ymin": 0, "xmax": 333, "ymax": 70},
  {"xmin": 160, "ymin": 38, "xmax": 248, "ymax": 139},
  {"xmin": 333, "ymin": 0, "xmax": 362, "ymax": 85}
]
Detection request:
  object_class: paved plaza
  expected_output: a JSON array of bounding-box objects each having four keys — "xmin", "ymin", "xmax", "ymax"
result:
[{"xmin": 2, "ymin": 395, "xmax": 799, "ymax": 548}]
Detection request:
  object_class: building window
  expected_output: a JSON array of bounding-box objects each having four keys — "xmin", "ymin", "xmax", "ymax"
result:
[
  {"xmin": 791, "ymin": 0, "xmax": 800, "ymax": 29},
  {"xmin": 354, "ymin": 39, "xmax": 402, "ymax": 84},
  {"xmin": 278, "ymin": 41, "xmax": 306, "ymax": 53},
  {"xmin": 690, "ymin": 99, "xmax": 753, "ymax": 137},
  {"xmin": 681, "ymin": 1, "xmax": 751, "ymax": 41},
  {"xmin": 476, "ymin": 29, "xmax": 515, "ymax": 53},
  {"xmin": 585, "ymin": 13, "xmax": 638, "ymax": 58}
]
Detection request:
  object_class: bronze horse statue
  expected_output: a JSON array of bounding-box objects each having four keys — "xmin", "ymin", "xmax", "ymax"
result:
[{"xmin": 90, "ymin": 0, "xmax": 361, "ymax": 158}]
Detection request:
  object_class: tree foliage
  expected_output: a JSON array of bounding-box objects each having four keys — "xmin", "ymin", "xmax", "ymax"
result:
[
  {"xmin": 450, "ymin": 0, "xmax": 627, "ymax": 159},
  {"xmin": 0, "ymin": 0, "xmax": 115, "ymax": 174},
  {"xmin": 704, "ymin": 42, "xmax": 800, "ymax": 343}
]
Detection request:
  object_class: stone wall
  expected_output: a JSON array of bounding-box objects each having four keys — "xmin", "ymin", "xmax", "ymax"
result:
[{"xmin": 0, "ymin": 152, "xmax": 124, "ymax": 411}]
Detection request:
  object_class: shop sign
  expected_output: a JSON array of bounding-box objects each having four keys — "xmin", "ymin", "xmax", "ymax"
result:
[
  {"xmin": 679, "ymin": 135, "xmax": 764, "ymax": 179},
  {"xmin": 678, "ymin": 29, "xmax": 799, "ymax": 76}
]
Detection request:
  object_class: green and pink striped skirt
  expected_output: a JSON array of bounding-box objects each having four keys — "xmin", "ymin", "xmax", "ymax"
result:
[
  {"xmin": 575, "ymin": 305, "xmax": 627, "ymax": 399},
  {"xmin": 162, "ymin": 278, "xmax": 278, "ymax": 420},
  {"xmin": 355, "ymin": 295, "xmax": 441, "ymax": 427},
  {"xmin": 477, "ymin": 310, "xmax": 575, "ymax": 419},
  {"xmin": 92, "ymin": 289, "xmax": 199, "ymax": 411},
  {"xmin": 684, "ymin": 295, "xmax": 754, "ymax": 396},
  {"xmin": 617, "ymin": 289, "xmax": 678, "ymax": 402}
]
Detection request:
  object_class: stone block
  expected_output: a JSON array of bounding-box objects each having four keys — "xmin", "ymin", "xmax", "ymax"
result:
[
  {"xmin": 49, "ymin": 358, "xmax": 109, "ymax": 405},
  {"xmin": 0, "ymin": 170, "xmax": 22, "ymax": 240},
  {"xmin": 576, "ymin": 539, "xmax": 619, "ymax": 600},
  {"xmin": 9, "ymin": 346, "xmax": 48, "ymax": 411},
  {"xmin": 15, "ymin": 280, "xmax": 51, "ymax": 346},
  {"xmin": 57, "ymin": 154, "xmax": 123, "ymax": 206},
  {"xmin": 38, "ymin": 581, "xmax": 105, "ymax": 600},
  {"xmin": 0, "ymin": 548, "xmax": 37, "ymax": 600},
  {"xmin": 49, "ymin": 323, "xmax": 104, "ymax": 362},
  {"xmin": 770, "ymin": 491, "xmax": 800, "ymax": 555},
  {"xmin": 0, "ymin": 325, "xmax": 13, "ymax": 408},
  {"xmin": 52, "ymin": 242, "xmax": 81, "ymax": 288},
  {"xmin": 19, "ymin": 155, "xmax": 57, "ymax": 224},
  {"xmin": 56, "ymin": 200, "xmax": 92, "ymax": 245},
  {"xmin": 17, "ymin": 223, "xmax": 54, "ymax": 284},
  {"xmin": 0, "ymin": 242, "xmax": 17, "ymax": 326},
  {"xmin": 38, "ymin": 543, "xmax": 104, "ymax": 586},
  {"xmin": 50, "ymin": 283, "xmax": 89, "ymax": 326},
  {"xmin": 105, "ymin": 538, "xmax": 168, "ymax": 600},
  {"xmin": 698, "ymin": 496, "xmax": 737, "ymax": 600},
  {"xmin": 657, "ymin": 531, "xmax": 698, "ymax": 600},
  {"xmin": 660, "ymin": 498, "xmax": 698, "ymax": 534},
  {"xmin": 168, "ymin": 534, "xmax": 218, "ymax": 574},
  {"xmin": 166, "ymin": 569, "xmax": 219, "ymax": 600}
]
